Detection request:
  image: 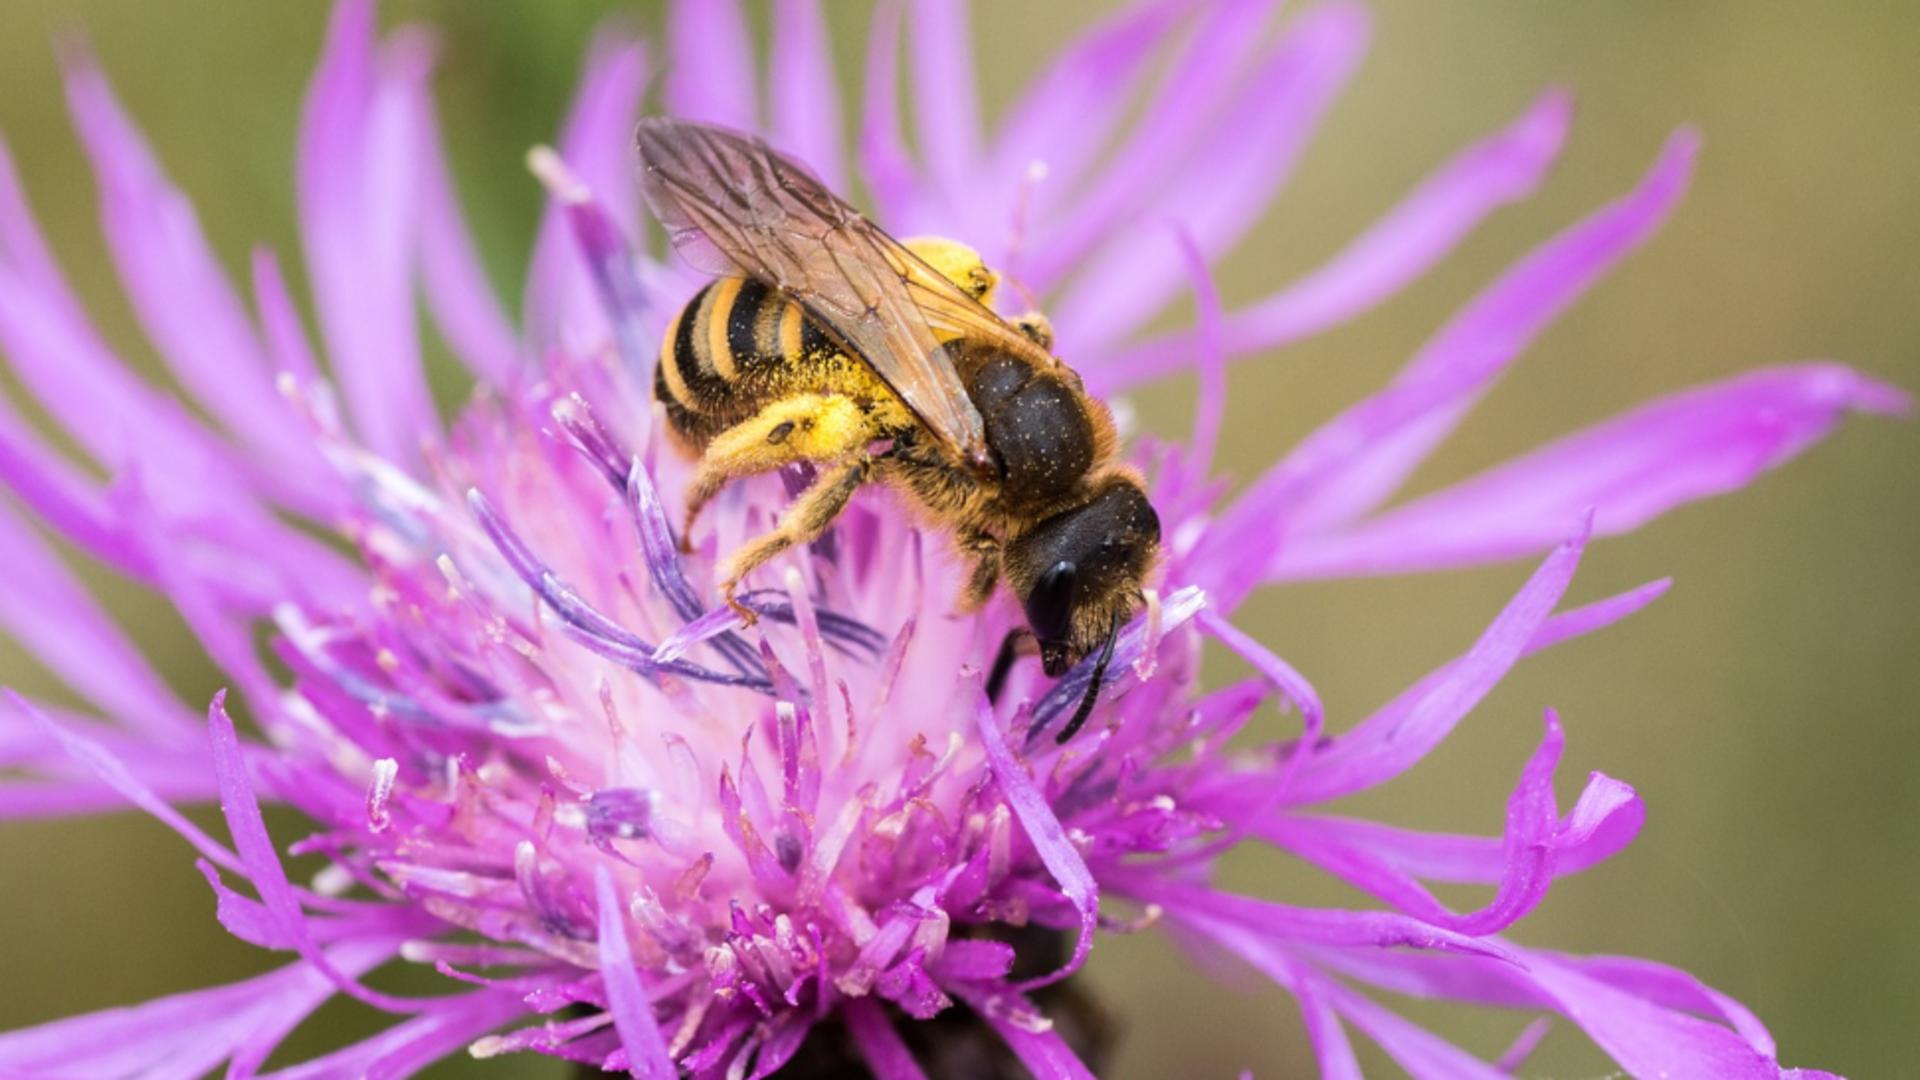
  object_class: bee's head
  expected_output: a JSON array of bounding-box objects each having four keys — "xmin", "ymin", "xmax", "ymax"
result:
[{"xmin": 1004, "ymin": 476, "xmax": 1161, "ymax": 676}]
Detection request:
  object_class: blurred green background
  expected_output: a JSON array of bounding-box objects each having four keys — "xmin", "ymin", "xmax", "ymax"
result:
[{"xmin": 0, "ymin": 1, "xmax": 1913, "ymax": 1076}]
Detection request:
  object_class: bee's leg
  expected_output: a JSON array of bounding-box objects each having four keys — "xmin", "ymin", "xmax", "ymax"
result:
[
  {"xmin": 718, "ymin": 456, "xmax": 870, "ymax": 621},
  {"xmin": 955, "ymin": 531, "xmax": 1000, "ymax": 613},
  {"xmin": 681, "ymin": 394, "xmax": 870, "ymax": 552},
  {"xmin": 986, "ymin": 628, "xmax": 1035, "ymax": 704},
  {"xmin": 1010, "ymin": 311, "xmax": 1054, "ymax": 351}
]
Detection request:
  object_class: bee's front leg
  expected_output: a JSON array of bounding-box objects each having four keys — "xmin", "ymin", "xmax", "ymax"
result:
[
  {"xmin": 955, "ymin": 531, "xmax": 1001, "ymax": 613},
  {"xmin": 1011, "ymin": 311, "xmax": 1054, "ymax": 351}
]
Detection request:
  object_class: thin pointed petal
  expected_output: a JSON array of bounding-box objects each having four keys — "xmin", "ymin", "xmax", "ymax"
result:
[
  {"xmin": 769, "ymin": 0, "xmax": 846, "ymax": 190},
  {"xmin": 908, "ymin": 0, "xmax": 983, "ymax": 209},
  {"xmin": 843, "ymin": 998, "xmax": 930, "ymax": 1080},
  {"xmin": 945, "ymin": 983, "xmax": 1098, "ymax": 1080},
  {"xmin": 297, "ymin": 5, "xmax": 437, "ymax": 462},
  {"xmin": 1096, "ymin": 90, "xmax": 1573, "ymax": 391},
  {"xmin": 1051, "ymin": 3, "xmax": 1370, "ymax": 352},
  {"xmin": 0, "ymin": 503, "xmax": 193, "ymax": 735},
  {"xmin": 1285, "ymin": 129, "xmax": 1701, "ymax": 536},
  {"xmin": 527, "ymin": 32, "xmax": 648, "ymax": 350},
  {"xmin": 62, "ymin": 53, "xmax": 319, "ymax": 482},
  {"xmin": 1285, "ymin": 526, "xmax": 1588, "ymax": 803},
  {"xmin": 666, "ymin": 0, "xmax": 756, "ymax": 129},
  {"xmin": 595, "ymin": 867, "xmax": 677, "ymax": 1078},
  {"xmin": 1272, "ymin": 363, "xmax": 1909, "ymax": 579},
  {"xmin": 976, "ymin": 695, "xmax": 1097, "ymax": 989},
  {"xmin": 416, "ymin": 98, "xmax": 519, "ymax": 384}
]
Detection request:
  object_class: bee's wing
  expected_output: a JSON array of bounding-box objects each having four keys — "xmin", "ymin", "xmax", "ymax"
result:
[{"xmin": 636, "ymin": 118, "xmax": 1003, "ymax": 466}]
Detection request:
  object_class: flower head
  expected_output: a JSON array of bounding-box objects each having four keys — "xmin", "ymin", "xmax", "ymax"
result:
[{"xmin": 0, "ymin": 1, "xmax": 1899, "ymax": 1077}]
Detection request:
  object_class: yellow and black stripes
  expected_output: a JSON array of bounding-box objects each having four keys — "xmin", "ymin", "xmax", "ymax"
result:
[{"xmin": 655, "ymin": 275, "xmax": 868, "ymax": 447}]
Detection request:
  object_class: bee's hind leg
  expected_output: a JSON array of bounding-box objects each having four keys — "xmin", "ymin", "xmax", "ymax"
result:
[
  {"xmin": 681, "ymin": 394, "xmax": 871, "ymax": 553},
  {"xmin": 718, "ymin": 456, "xmax": 870, "ymax": 622}
]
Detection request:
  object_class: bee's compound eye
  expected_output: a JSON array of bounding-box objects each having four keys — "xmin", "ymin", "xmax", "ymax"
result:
[{"xmin": 1025, "ymin": 560, "xmax": 1077, "ymax": 645}]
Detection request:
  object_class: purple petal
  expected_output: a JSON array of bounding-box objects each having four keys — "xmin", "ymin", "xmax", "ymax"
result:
[
  {"xmin": 416, "ymin": 95, "xmax": 520, "ymax": 384},
  {"xmin": 1184, "ymin": 919, "xmax": 1509, "ymax": 1078},
  {"xmin": 1176, "ymin": 226, "xmax": 1228, "ymax": 482},
  {"xmin": 929, "ymin": 939, "xmax": 1017, "ymax": 983},
  {"xmin": 0, "ymin": 502, "xmax": 194, "ymax": 736},
  {"xmin": 250, "ymin": 249, "xmax": 323, "ymax": 383},
  {"xmin": 1514, "ymin": 951, "xmax": 1784, "ymax": 1078},
  {"xmin": 974, "ymin": 695, "xmax": 1097, "ymax": 990},
  {"xmin": 1282, "ymin": 129, "xmax": 1701, "ymax": 537},
  {"xmin": 1260, "ymin": 712, "xmax": 1642, "ymax": 934},
  {"xmin": 1311, "ymin": 977, "xmax": 1508, "ymax": 1080},
  {"xmin": 769, "ymin": 0, "xmax": 846, "ymax": 190},
  {"xmin": 1270, "ymin": 363, "xmax": 1911, "ymax": 579},
  {"xmin": 197, "ymin": 857, "xmax": 293, "ymax": 949},
  {"xmin": 907, "ymin": 0, "xmax": 983, "ymax": 218},
  {"xmin": 1284, "ymin": 525, "xmax": 1587, "ymax": 803},
  {"xmin": 989, "ymin": 0, "xmax": 1192, "ymax": 224},
  {"xmin": 594, "ymin": 867, "xmax": 677, "ymax": 1079},
  {"xmin": 858, "ymin": 2, "xmax": 921, "ymax": 227},
  {"xmin": 1096, "ymin": 89, "xmax": 1572, "ymax": 391},
  {"xmin": 1289, "ymin": 967, "xmax": 1364, "ymax": 1080},
  {"xmin": 4, "ymin": 693, "xmax": 232, "ymax": 864},
  {"xmin": 1525, "ymin": 576, "xmax": 1671, "ymax": 653},
  {"xmin": 1307, "ymin": 943, "xmax": 1793, "ymax": 1077},
  {"xmin": 526, "ymin": 32, "xmax": 648, "ymax": 350},
  {"xmin": 1195, "ymin": 609, "xmax": 1322, "ymax": 743},
  {"xmin": 1145, "ymin": 882, "xmax": 1517, "ymax": 963},
  {"xmin": 1494, "ymin": 1018, "xmax": 1553, "ymax": 1071},
  {"xmin": 207, "ymin": 693, "xmax": 421, "ymax": 1013},
  {"xmin": 466, "ymin": 487, "xmax": 769, "ymax": 691},
  {"xmin": 1050, "ymin": 2, "xmax": 1370, "ymax": 352},
  {"xmin": 945, "ymin": 983, "xmax": 1097, "ymax": 1080},
  {"xmin": 843, "ymin": 998, "xmax": 930, "ymax": 1080},
  {"xmin": 297, "ymin": 1, "xmax": 436, "ymax": 463},
  {"xmin": 666, "ymin": 0, "xmax": 756, "ymax": 129},
  {"xmin": 262, "ymin": 991, "xmax": 528, "ymax": 1080},
  {"xmin": 1267, "ymin": 766, "xmax": 1642, "ymax": 888},
  {"xmin": 0, "ymin": 938, "xmax": 396, "ymax": 1079},
  {"xmin": 0, "ymin": 391, "xmax": 137, "ymax": 574},
  {"xmin": 747, "ymin": 1015, "xmax": 815, "ymax": 1080},
  {"xmin": 1019, "ymin": 0, "xmax": 1278, "ymax": 289},
  {"xmin": 61, "ymin": 53, "xmax": 320, "ymax": 486},
  {"xmin": 0, "ymin": 143, "xmax": 275, "ymax": 532},
  {"xmin": 533, "ymin": 150, "xmax": 658, "ymax": 379},
  {"xmin": 1564, "ymin": 952, "xmax": 1774, "ymax": 1055}
]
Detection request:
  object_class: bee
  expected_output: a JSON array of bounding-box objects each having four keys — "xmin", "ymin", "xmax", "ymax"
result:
[{"xmin": 636, "ymin": 118, "xmax": 1160, "ymax": 740}]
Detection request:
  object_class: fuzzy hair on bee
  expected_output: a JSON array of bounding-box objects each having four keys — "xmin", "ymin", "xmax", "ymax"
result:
[{"xmin": 636, "ymin": 117, "xmax": 1161, "ymax": 739}]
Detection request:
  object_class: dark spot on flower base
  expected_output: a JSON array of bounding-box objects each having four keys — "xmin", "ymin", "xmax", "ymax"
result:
[{"xmin": 775, "ymin": 830, "xmax": 805, "ymax": 873}]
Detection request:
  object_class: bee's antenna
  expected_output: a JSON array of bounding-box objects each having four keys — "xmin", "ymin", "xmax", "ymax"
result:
[{"xmin": 1057, "ymin": 615, "xmax": 1121, "ymax": 744}]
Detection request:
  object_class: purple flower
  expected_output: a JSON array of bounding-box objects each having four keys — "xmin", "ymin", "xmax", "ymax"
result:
[{"xmin": 0, "ymin": 1, "xmax": 1898, "ymax": 1077}]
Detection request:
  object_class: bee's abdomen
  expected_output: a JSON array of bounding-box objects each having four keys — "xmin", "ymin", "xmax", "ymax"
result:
[{"xmin": 656, "ymin": 277, "xmax": 828, "ymax": 445}]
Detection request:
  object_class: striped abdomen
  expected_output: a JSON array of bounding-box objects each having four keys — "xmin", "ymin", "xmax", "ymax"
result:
[{"xmin": 654, "ymin": 277, "xmax": 845, "ymax": 445}]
